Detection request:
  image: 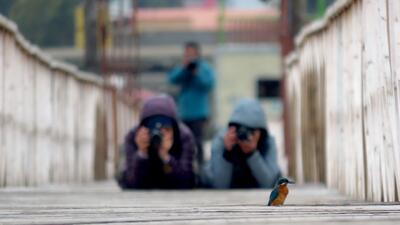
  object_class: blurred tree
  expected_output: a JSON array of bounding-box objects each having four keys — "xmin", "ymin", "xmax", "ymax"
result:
[
  {"xmin": 307, "ymin": 0, "xmax": 336, "ymax": 18},
  {"xmin": 291, "ymin": 0, "xmax": 308, "ymax": 36},
  {"xmin": 9, "ymin": 0, "xmax": 81, "ymax": 47},
  {"xmin": 0, "ymin": 0, "xmax": 13, "ymax": 16}
]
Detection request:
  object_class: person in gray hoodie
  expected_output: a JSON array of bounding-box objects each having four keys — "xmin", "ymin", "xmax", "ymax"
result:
[{"xmin": 208, "ymin": 99, "xmax": 281, "ymax": 188}]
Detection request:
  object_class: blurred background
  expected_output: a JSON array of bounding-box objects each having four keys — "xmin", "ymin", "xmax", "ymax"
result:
[{"xmin": 0, "ymin": 0, "xmax": 336, "ymax": 176}]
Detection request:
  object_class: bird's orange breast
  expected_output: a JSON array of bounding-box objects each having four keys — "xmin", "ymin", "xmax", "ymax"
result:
[{"xmin": 270, "ymin": 185, "xmax": 289, "ymax": 206}]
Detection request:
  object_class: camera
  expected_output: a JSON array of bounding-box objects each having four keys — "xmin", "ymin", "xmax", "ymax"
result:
[
  {"xmin": 144, "ymin": 115, "xmax": 173, "ymax": 151},
  {"xmin": 186, "ymin": 60, "xmax": 198, "ymax": 73},
  {"xmin": 230, "ymin": 123, "xmax": 255, "ymax": 141},
  {"xmin": 149, "ymin": 124, "xmax": 163, "ymax": 148}
]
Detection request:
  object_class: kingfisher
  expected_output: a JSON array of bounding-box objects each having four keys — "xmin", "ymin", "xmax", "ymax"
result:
[{"xmin": 267, "ymin": 178, "xmax": 295, "ymax": 206}]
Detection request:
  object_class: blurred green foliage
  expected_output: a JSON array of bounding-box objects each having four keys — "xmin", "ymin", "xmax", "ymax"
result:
[{"xmin": 1, "ymin": 0, "xmax": 81, "ymax": 47}]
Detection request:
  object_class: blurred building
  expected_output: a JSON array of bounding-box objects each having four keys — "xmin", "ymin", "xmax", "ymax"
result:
[
  {"xmin": 32, "ymin": 0, "xmax": 340, "ymax": 176},
  {"xmin": 107, "ymin": 1, "xmax": 285, "ymax": 167},
  {"xmin": 44, "ymin": 0, "xmax": 284, "ymax": 163}
]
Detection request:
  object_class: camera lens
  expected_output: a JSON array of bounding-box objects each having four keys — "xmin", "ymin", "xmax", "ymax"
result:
[
  {"xmin": 144, "ymin": 115, "xmax": 173, "ymax": 149},
  {"xmin": 186, "ymin": 61, "xmax": 197, "ymax": 71},
  {"xmin": 235, "ymin": 125, "xmax": 254, "ymax": 141},
  {"xmin": 150, "ymin": 129, "xmax": 163, "ymax": 146},
  {"xmin": 237, "ymin": 128, "xmax": 249, "ymax": 140}
]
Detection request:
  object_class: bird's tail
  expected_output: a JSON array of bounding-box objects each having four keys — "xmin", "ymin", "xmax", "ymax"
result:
[{"xmin": 267, "ymin": 200, "xmax": 272, "ymax": 206}]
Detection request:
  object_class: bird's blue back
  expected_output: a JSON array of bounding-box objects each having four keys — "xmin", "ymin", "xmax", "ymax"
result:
[{"xmin": 267, "ymin": 187, "xmax": 279, "ymax": 206}]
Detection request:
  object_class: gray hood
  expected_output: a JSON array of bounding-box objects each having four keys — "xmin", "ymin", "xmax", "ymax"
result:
[{"xmin": 229, "ymin": 98, "xmax": 267, "ymax": 129}]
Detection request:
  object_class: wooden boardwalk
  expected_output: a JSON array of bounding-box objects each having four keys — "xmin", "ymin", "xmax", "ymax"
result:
[{"xmin": 1, "ymin": 181, "xmax": 400, "ymax": 225}]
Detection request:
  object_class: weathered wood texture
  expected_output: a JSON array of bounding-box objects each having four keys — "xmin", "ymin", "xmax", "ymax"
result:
[
  {"xmin": 0, "ymin": 15, "xmax": 136, "ymax": 187},
  {"xmin": 1, "ymin": 182, "xmax": 400, "ymax": 224},
  {"xmin": 285, "ymin": 0, "xmax": 400, "ymax": 202}
]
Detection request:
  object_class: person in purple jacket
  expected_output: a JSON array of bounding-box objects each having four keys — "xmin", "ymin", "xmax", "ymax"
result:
[{"xmin": 118, "ymin": 94, "xmax": 196, "ymax": 189}]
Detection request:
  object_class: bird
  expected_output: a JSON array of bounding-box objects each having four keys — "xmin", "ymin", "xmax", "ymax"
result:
[{"xmin": 267, "ymin": 177, "xmax": 295, "ymax": 206}]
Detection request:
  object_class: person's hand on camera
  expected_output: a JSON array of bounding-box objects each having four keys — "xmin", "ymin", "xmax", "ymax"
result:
[
  {"xmin": 224, "ymin": 127, "xmax": 237, "ymax": 151},
  {"xmin": 183, "ymin": 53, "xmax": 193, "ymax": 66},
  {"xmin": 182, "ymin": 56, "xmax": 189, "ymax": 66},
  {"xmin": 183, "ymin": 49, "xmax": 198, "ymax": 75},
  {"xmin": 186, "ymin": 61, "xmax": 198, "ymax": 75},
  {"xmin": 159, "ymin": 127, "xmax": 173, "ymax": 162},
  {"xmin": 238, "ymin": 130, "xmax": 261, "ymax": 154},
  {"xmin": 135, "ymin": 127, "xmax": 150, "ymax": 156}
]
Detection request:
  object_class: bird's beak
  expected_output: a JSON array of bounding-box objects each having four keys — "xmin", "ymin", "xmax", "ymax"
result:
[{"xmin": 288, "ymin": 180, "xmax": 295, "ymax": 184}]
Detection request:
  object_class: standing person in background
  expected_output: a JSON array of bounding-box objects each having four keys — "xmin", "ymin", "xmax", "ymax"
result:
[{"xmin": 168, "ymin": 41, "xmax": 215, "ymax": 166}]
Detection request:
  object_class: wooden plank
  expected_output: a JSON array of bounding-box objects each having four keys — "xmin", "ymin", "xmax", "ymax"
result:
[
  {"xmin": 3, "ymin": 33, "xmax": 18, "ymax": 186},
  {"xmin": 350, "ymin": 0, "xmax": 364, "ymax": 200},
  {"xmin": 0, "ymin": 29, "xmax": 4, "ymax": 187},
  {"xmin": 65, "ymin": 75, "xmax": 80, "ymax": 183},
  {"xmin": 18, "ymin": 46, "xmax": 30, "ymax": 186},
  {"xmin": 387, "ymin": 0, "xmax": 400, "ymax": 201},
  {"xmin": 34, "ymin": 62, "xmax": 54, "ymax": 186},
  {"xmin": 24, "ymin": 54, "xmax": 36, "ymax": 187},
  {"xmin": 49, "ymin": 70, "xmax": 63, "ymax": 183},
  {"xmin": 0, "ymin": 26, "xmax": 4, "ymax": 187},
  {"xmin": 0, "ymin": 182, "xmax": 400, "ymax": 225},
  {"xmin": 323, "ymin": 17, "xmax": 336, "ymax": 191}
]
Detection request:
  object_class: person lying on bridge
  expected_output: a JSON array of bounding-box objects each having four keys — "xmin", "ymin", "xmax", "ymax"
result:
[
  {"xmin": 204, "ymin": 98, "xmax": 281, "ymax": 188},
  {"xmin": 118, "ymin": 94, "xmax": 196, "ymax": 189}
]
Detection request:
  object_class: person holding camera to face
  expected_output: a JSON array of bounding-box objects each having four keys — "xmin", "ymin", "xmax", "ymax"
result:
[
  {"xmin": 118, "ymin": 95, "xmax": 196, "ymax": 189},
  {"xmin": 168, "ymin": 41, "xmax": 215, "ymax": 167},
  {"xmin": 207, "ymin": 99, "xmax": 281, "ymax": 189}
]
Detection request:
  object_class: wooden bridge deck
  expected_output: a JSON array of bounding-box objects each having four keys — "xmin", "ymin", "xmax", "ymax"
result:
[{"xmin": 0, "ymin": 181, "xmax": 399, "ymax": 225}]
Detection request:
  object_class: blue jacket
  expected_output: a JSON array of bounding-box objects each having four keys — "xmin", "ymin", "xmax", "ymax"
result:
[
  {"xmin": 209, "ymin": 99, "xmax": 281, "ymax": 188},
  {"xmin": 168, "ymin": 60, "xmax": 214, "ymax": 121}
]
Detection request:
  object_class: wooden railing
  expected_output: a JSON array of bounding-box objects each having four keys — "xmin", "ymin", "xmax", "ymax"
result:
[
  {"xmin": 285, "ymin": 0, "xmax": 400, "ymax": 202},
  {"xmin": 0, "ymin": 15, "xmax": 136, "ymax": 187}
]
